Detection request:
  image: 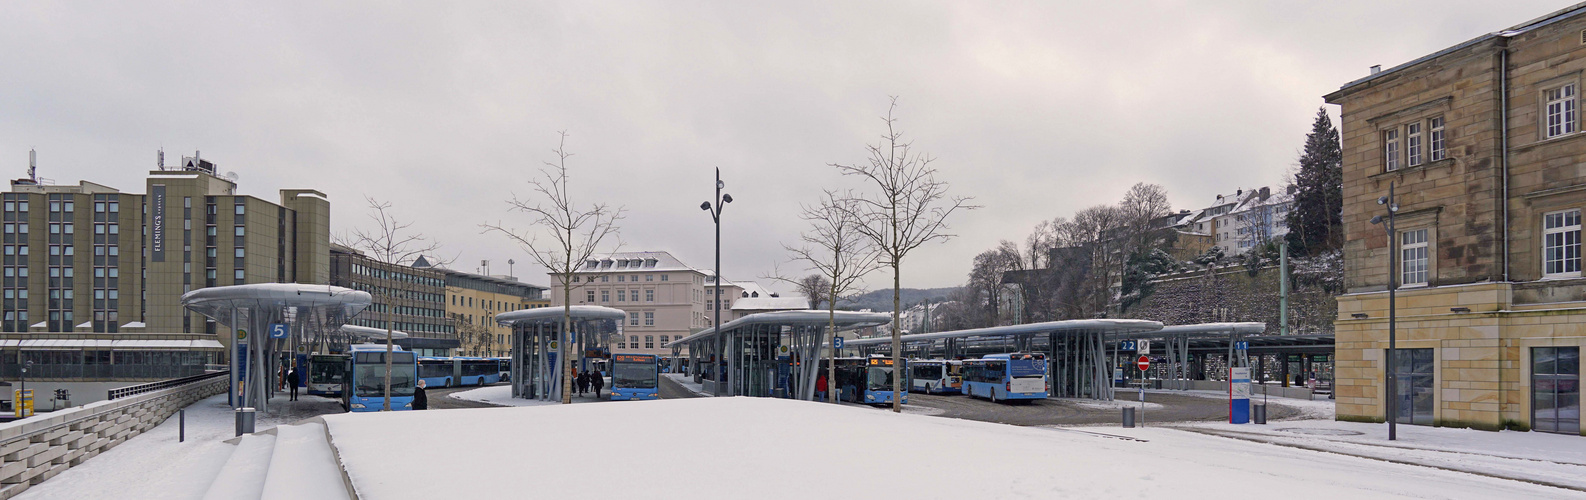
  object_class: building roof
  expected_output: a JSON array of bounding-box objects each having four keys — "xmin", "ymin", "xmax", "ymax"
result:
[
  {"xmin": 731, "ymin": 296, "xmax": 810, "ymax": 312},
  {"xmin": 494, "ymin": 305, "xmax": 627, "ymax": 326},
  {"xmin": 1329, "ymin": 2, "xmax": 1586, "ymax": 98},
  {"xmin": 672, "ymin": 310, "xmax": 892, "ymax": 345},
  {"xmin": 570, "ymin": 251, "xmax": 701, "ymax": 274}
]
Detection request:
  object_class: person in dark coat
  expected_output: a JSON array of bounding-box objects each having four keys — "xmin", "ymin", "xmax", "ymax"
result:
[
  {"xmin": 576, "ymin": 371, "xmax": 590, "ymax": 395},
  {"xmin": 591, "ymin": 369, "xmax": 605, "ymax": 398},
  {"xmin": 413, "ymin": 379, "xmax": 429, "ymax": 410},
  {"xmin": 286, "ymin": 366, "xmax": 300, "ymax": 401}
]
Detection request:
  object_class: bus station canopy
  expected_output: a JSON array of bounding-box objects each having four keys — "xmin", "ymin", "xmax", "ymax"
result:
[
  {"xmin": 495, "ymin": 305, "xmax": 627, "ymax": 326},
  {"xmin": 180, "ymin": 283, "xmax": 372, "ymax": 326},
  {"xmin": 1154, "ymin": 322, "xmax": 1268, "ymax": 338},
  {"xmin": 340, "ymin": 324, "xmax": 410, "ymax": 340},
  {"xmin": 842, "ymin": 318, "xmax": 1163, "ymax": 347},
  {"xmin": 670, "ymin": 309, "xmax": 892, "ymax": 346}
]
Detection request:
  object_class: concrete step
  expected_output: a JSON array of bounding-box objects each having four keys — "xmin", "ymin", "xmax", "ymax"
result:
[
  {"xmin": 259, "ymin": 422, "xmax": 350, "ymax": 500},
  {"xmin": 201, "ymin": 433, "xmax": 277, "ymax": 500}
]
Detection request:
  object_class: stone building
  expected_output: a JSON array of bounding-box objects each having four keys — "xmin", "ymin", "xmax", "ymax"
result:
[
  {"xmin": 433, "ymin": 266, "xmax": 549, "ymax": 357},
  {"xmin": 548, "ymin": 251, "xmax": 711, "ymax": 356},
  {"xmin": 1325, "ymin": 4, "xmax": 1586, "ymax": 433},
  {"xmin": 329, "ymin": 245, "xmax": 454, "ymax": 356}
]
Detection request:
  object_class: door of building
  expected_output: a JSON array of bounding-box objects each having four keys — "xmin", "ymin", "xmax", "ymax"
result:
[
  {"xmin": 1532, "ymin": 346, "xmax": 1580, "ymax": 434},
  {"xmin": 1392, "ymin": 348, "xmax": 1435, "ymax": 426}
]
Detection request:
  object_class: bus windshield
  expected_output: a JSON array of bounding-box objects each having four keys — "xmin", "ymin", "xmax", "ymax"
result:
[
  {"xmin": 613, "ymin": 362, "xmax": 656, "ymax": 389},
  {"xmin": 867, "ymin": 366, "xmax": 895, "ymax": 391},
  {"xmin": 311, "ymin": 360, "xmax": 344, "ymax": 384},
  {"xmin": 355, "ymin": 362, "xmax": 417, "ymax": 397},
  {"xmin": 1008, "ymin": 359, "xmax": 1046, "ymax": 379},
  {"xmin": 915, "ymin": 365, "xmax": 943, "ymax": 379}
]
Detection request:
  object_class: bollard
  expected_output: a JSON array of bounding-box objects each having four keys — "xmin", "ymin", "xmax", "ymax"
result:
[
  {"xmin": 1122, "ymin": 406, "xmax": 1136, "ymax": 428},
  {"xmin": 235, "ymin": 407, "xmax": 256, "ymax": 436},
  {"xmin": 180, "ymin": 409, "xmax": 186, "ymax": 442},
  {"xmin": 1253, "ymin": 403, "xmax": 1267, "ymax": 424}
]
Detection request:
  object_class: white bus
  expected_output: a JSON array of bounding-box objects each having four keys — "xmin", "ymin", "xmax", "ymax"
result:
[{"xmin": 909, "ymin": 359, "xmax": 963, "ymax": 394}]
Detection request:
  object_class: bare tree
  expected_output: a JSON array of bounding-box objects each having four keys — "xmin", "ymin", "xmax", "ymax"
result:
[
  {"xmin": 346, "ymin": 196, "xmax": 444, "ymax": 412},
  {"xmin": 769, "ymin": 191, "xmax": 883, "ymax": 403},
  {"xmin": 833, "ymin": 98, "xmax": 976, "ymax": 413},
  {"xmin": 482, "ymin": 132, "xmax": 623, "ymax": 404},
  {"xmin": 795, "ymin": 274, "xmax": 831, "ymax": 309}
]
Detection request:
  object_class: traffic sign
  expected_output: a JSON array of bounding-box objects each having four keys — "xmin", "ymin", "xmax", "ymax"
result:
[
  {"xmin": 1137, "ymin": 355, "xmax": 1151, "ymax": 371},
  {"xmin": 833, "ymin": 337, "xmax": 845, "ymax": 349},
  {"xmin": 268, "ymin": 323, "xmax": 289, "ymax": 339},
  {"xmin": 236, "ymin": 329, "xmax": 248, "ymax": 340},
  {"xmin": 1139, "ymin": 339, "xmax": 1151, "ymax": 355}
]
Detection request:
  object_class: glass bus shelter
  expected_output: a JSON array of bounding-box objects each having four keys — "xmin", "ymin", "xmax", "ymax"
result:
[
  {"xmin": 497, "ymin": 306, "xmax": 625, "ymax": 402},
  {"xmin": 669, "ymin": 310, "xmax": 890, "ymax": 400}
]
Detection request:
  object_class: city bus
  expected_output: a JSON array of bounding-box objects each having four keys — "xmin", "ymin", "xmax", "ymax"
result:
[
  {"xmin": 343, "ymin": 344, "xmax": 419, "ymax": 412},
  {"xmin": 962, "ymin": 353, "xmax": 1048, "ymax": 403},
  {"xmin": 307, "ymin": 354, "xmax": 349, "ymax": 397},
  {"xmin": 417, "ymin": 357, "xmax": 505, "ymax": 388},
  {"xmin": 833, "ymin": 356, "xmax": 907, "ymax": 405},
  {"xmin": 908, "ymin": 359, "xmax": 963, "ymax": 394},
  {"xmin": 494, "ymin": 357, "xmax": 511, "ymax": 382},
  {"xmin": 610, "ymin": 353, "xmax": 660, "ymax": 401}
]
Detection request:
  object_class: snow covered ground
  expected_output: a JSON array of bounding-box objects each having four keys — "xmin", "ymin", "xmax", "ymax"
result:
[
  {"xmin": 1148, "ymin": 387, "xmax": 1336, "ymax": 420},
  {"xmin": 448, "ymin": 383, "xmax": 616, "ymax": 406},
  {"xmin": 662, "ymin": 372, "xmax": 710, "ymax": 396},
  {"xmin": 16, "ymin": 393, "xmax": 344, "ymax": 500},
  {"xmin": 322, "ymin": 397, "xmax": 1575, "ymax": 499}
]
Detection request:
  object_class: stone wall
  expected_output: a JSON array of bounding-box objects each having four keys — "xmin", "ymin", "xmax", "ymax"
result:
[
  {"xmin": 0, "ymin": 375, "xmax": 226, "ymax": 499},
  {"xmin": 1120, "ymin": 265, "xmax": 1338, "ymax": 335}
]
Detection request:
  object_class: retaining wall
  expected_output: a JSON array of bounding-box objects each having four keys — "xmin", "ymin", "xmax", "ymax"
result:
[{"xmin": 0, "ymin": 375, "xmax": 226, "ymax": 499}]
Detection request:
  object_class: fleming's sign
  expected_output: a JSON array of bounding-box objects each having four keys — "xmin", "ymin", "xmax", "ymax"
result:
[{"xmin": 150, "ymin": 184, "xmax": 166, "ymax": 262}]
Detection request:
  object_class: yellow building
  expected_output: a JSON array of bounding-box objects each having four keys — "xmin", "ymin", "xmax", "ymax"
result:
[{"xmin": 433, "ymin": 267, "xmax": 549, "ymax": 357}]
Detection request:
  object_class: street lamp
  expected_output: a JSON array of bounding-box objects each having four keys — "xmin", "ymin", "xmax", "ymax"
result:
[
  {"xmin": 701, "ymin": 167, "xmax": 732, "ymax": 397},
  {"xmin": 1369, "ymin": 181, "xmax": 1400, "ymax": 441}
]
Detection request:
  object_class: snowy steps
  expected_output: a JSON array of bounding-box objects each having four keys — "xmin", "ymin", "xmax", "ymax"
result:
[{"xmin": 202, "ymin": 420, "xmax": 353, "ymax": 500}]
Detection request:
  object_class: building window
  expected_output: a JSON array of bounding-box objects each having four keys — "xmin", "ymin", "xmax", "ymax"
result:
[
  {"xmin": 629, "ymin": 312, "xmax": 639, "ymax": 326},
  {"xmin": 587, "ymin": 290, "xmax": 595, "ymax": 302},
  {"xmin": 1544, "ymin": 209, "xmax": 1582, "ymax": 278},
  {"xmin": 601, "ymin": 290, "xmax": 609, "ymax": 302},
  {"xmin": 1547, "ymin": 83, "xmax": 1577, "ymax": 139},
  {"xmin": 644, "ymin": 311, "xmax": 654, "ymax": 326},
  {"xmin": 1383, "ymin": 129, "xmax": 1400, "ymax": 171},
  {"xmin": 234, "ymin": 226, "xmax": 245, "ymax": 236},
  {"xmin": 645, "ymin": 336, "xmax": 654, "ymax": 349},
  {"xmin": 1400, "ymin": 229, "xmax": 1429, "ymax": 286},
  {"xmin": 617, "ymin": 290, "xmax": 626, "ymax": 302},
  {"xmin": 630, "ymin": 335, "xmax": 638, "ymax": 347},
  {"xmin": 1405, "ymin": 122, "xmax": 1422, "ymax": 167},
  {"xmin": 645, "ymin": 289, "xmax": 654, "ymax": 302},
  {"xmin": 661, "ymin": 275, "xmax": 668, "ymax": 281},
  {"xmin": 1429, "ymin": 117, "xmax": 1445, "ymax": 161},
  {"xmin": 660, "ymin": 335, "xmax": 669, "ymax": 347}
]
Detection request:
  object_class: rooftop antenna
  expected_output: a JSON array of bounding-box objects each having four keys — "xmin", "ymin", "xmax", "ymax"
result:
[
  {"xmin": 28, "ymin": 149, "xmax": 36, "ymax": 183},
  {"xmin": 508, "ymin": 259, "xmax": 515, "ymax": 277},
  {"xmin": 157, "ymin": 148, "xmax": 165, "ymax": 170}
]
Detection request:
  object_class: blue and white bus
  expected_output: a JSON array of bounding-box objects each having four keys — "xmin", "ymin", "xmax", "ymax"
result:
[
  {"xmin": 307, "ymin": 354, "xmax": 348, "ymax": 397},
  {"xmin": 417, "ymin": 357, "xmax": 504, "ymax": 388},
  {"xmin": 962, "ymin": 353, "xmax": 1048, "ymax": 403},
  {"xmin": 610, "ymin": 353, "xmax": 659, "ymax": 401},
  {"xmin": 833, "ymin": 356, "xmax": 907, "ymax": 405},
  {"xmin": 343, "ymin": 344, "xmax": 419, "ymax": 412},
  {"xmin": 493, "ymin": 357, "xmax": 511, "ymax": 382},
  {"xmin": 908, "ymin": 359, "xmax": 963, "ymax": 394}
]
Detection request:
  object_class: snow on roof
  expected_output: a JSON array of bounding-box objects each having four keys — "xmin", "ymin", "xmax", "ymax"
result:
[
  {"xmin": 571, "ymin": 251, "xmax": 701, "ymax": 274},
  {"xmin": 120, "ymin": 321, "xmax": 147, "ymax": 328},
  {"xmin": 181, "ymin": 283, "xmax": 372, "ymax": 326},
  {"xmin": 340, "ymin": 324, "xmax": 410, "ymax": 340},
  {"xmin": 844, "ymin": 318, "xmax": 1163, "ymax": 347},
  {"xmin": 494, "ymin": 305, "xmax": 626, "ymax": 326},
  {"xmin": 673, "ymin": 310, "xmax": 891, "ymax": 345},
  {"xmin": 0, "ymin": 339, "xmax": 225, "ymax": 349},
  {"xmin": 730, "ymin": 296, "xmax": 809, "ymax": 312}
]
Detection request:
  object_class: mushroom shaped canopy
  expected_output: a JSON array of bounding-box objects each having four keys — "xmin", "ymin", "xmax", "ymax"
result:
[
  {"xmin": 341, "ymin": 323, "xmax": 410, "ymax": 340},
  {"xmin": 181, "ymin": 283, "xmax": 372, "ymax": 327},
  {"xmin": 495, "ymin": 305, "xmax": 627, "ymax": 326}
]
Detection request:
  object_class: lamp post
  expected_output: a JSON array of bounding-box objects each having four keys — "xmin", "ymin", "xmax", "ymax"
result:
[
  {"xmin": 1369, "ymin": 182, "xmax": 1399, "ymax": 441},
  {"xmin": 701, "ymin": 167, "xmax": 732, "ymax": 397}
]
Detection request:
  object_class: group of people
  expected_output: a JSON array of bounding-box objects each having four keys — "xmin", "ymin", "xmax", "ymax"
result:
[{"xmin": 574, "ymin": 367, "xmax": 605, "ymax": 397}]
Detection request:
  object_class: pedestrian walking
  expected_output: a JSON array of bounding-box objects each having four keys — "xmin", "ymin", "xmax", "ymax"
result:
[
  {"xmin": 591, "ymin": 369, "xmax": 605, "ymax": 398},
  {"xmin": 815, "ymin": 373, "xmax": 828, "ymax": 402},
  {"xmin": 413, "ymin": 379, "xmax": 428, "ymax": 410},
  {"xmin": 286, "ymin": 366, "xmax": 300, "ymax": 401},
  {"xmin": 576, "ymin": 371, "xmax": 590, "ymax": 395}
]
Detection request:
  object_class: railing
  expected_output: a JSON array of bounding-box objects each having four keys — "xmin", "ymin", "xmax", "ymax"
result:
[{"xmin": 107, "ymin": 370, "xmax": 230, "ymax": 400}]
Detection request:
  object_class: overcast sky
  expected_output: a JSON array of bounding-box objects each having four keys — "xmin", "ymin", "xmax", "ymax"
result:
[{"xmin": 0, "ymin": 1, "xmax": 1571, "ymax": 291}]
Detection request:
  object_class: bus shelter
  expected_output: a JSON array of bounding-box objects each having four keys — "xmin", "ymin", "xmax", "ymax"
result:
[
  {"xmin": 668, "ymin": 310, "xmax": 891, "ymax": 400},
  {"xmin": 846, "ymin": 319, "xmax": 1163, "ymax": 401},
  {"xmin": 496, "ymin": 306, "xmax": 626, "ymax": 402},
  {"xmin": 182, "ymin": 283, "xmax": 371, "ymax": 413}
]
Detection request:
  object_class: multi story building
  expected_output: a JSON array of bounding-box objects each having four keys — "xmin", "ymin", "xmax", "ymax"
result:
[
  {"xmin": 3, "ymin": 152, "xmax": 329, "ymax": 337},
  {"xmin": 329, "ymin": 245, "xmax": 453, "ymax": 356},
  {"xmin": 548, "ymin": 251, "xmax": 710, "ymax": 356},
  {"xmin": 1325, "ymin": 4, "xmax": 1586, "ymax": 434},
  {"xmin": 432, "ymin": 265, "xmax": 549, "ymax": 357},
  {"xmin": 1175, "ymin": 187, "xmax": 1291, "ymax": 256}
]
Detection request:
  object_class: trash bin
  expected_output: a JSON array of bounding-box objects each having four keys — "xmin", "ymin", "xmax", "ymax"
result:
[
  {"xmin": 235, "ymin": 407, "xmax": 256, "ymax": 436},
  {"xmin": 1122, "ymin": 406, "xmax": 1136, "ymax": 428},
  {"xmin": 1252, "ymin": 403, "xmax": 1267, "ymax": 425}
]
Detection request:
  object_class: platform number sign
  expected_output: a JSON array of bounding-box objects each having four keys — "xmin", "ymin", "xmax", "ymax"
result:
[
  {"xmin": 1234, "ymin": 341, "xmax": 1249, "ymax": 351},
  {"xmin": 268, "ymin": 323, "xmax": 289, "ymax": 339},
  {"xmin": 833, "ymin": 337, "xmax": 845, "ymax": 349},
  {"xmin": 1120, "ymin": 340, "xmax": 1138, "ymax": 351}
]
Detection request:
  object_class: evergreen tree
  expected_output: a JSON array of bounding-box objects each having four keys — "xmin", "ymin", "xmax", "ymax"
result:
[{"xmin": 1285, "ymin": 107, "xmax": 1343, "ymax": 256}]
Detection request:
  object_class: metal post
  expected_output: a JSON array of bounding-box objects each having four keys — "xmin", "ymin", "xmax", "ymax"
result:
[
  {"xmin": 1280, "ymin": 241, "xmax": 1290, "ymax": 335},
  {"xmin": 180, "ymin": 409, "xmax": 185, "ymax": 442},
  {"xmin": 1386, "ymin": 182, "xmax": 1399, "ymax": 441}
]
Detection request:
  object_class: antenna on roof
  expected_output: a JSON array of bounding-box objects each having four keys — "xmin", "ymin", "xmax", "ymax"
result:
[
  {"xmin": 157, "ymin": 148, "xmax": 165, "ymax": 170},
  {"xmin": 27, "ymin": 148, "xmax": 36, "ymax": 183}
]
